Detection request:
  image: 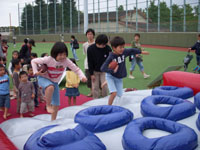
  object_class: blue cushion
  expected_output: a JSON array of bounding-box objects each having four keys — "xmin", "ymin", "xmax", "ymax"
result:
[
  {"xmin": 141, "ymin": 95, "xmax": 196, "ymax": 121},
  {"xmin": 75, "ymin": 105, "xmax": 133, "ymax": 132},
  {"xmin": 196, "ymin": 113, "xmax": 200, "ymax": 131},
  {"xmin": 24, "ymin": 125, "xmax": 106, "ymax": 150},
  {"xmin": 152, "ymin": 86, "xmax": 193, "ymax": 99},
  {"xmin": 122, "ymin": 117, "xmax": 198, "ymax": 150},
  {"xmin": 194, "ymin": 92, "xmax": 200, "ymax": 110}
]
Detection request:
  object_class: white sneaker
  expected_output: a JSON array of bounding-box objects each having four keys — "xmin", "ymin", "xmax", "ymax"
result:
[
  {"xmin": 144, "ymin": 74, "xmax": 150, "ymax": 79},
  {"xmin": 129, "ymin": 75, "xmax": 135, "ymax": 79}
]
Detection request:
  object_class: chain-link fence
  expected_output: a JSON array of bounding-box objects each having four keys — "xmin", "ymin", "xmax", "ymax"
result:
[{"xmin": 15, "ymin": 0, "xmax": 200, "ymax": 35}]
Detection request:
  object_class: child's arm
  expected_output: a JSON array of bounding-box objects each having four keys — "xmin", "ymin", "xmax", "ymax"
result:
[
  {"xmin": 189, "ymin": 42, "xmax": 197, "ymax": 51},
  {"xmin": 8, "ymin": 62, "xmax": 13, "ymax": 76},
  {"xmin": 31, "ymin": 82, "xmax": 35, "ymax": 99},
  {"xmin": 100, "ymin": 54, "xmax": 115, "ymax": 74},
  {"xmin": 31, "ymin": 57, "xmax": 48, "ymax": 75}
]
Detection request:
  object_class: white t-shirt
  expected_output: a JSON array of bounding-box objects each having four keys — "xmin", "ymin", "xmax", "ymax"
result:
[{"xmin": 83, "ymin": 41, "xmax": 95, "ymax": 69}]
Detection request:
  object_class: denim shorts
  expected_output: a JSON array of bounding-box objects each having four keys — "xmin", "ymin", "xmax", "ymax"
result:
[
  {"xmin": 106, "ymin": 73, "xmax": 123, "ymax": 97},
  {"xmin": 0, "ymin": 94, "xmax": 10, "ymax": 108},
  {"xmin": 38, "ymin": 76, "xmax": 60, "ymax": 106}
]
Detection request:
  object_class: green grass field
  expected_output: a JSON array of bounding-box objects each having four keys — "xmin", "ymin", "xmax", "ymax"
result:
[{"xmin": 6, "ymin": 42, "xmax": 196, "ymax": 95}]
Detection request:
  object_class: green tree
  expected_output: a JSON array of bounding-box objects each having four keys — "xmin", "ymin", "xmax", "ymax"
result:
[{"xmin": 118, "ymin": 5, "xmax": 124, "ymax": 12}]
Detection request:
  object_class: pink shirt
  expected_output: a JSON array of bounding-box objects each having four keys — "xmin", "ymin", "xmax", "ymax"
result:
[{"xmin": 31, "ymin": 56, "xmax": 85, "ymax": 83}]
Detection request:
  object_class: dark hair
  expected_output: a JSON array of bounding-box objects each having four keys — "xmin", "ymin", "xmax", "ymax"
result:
[
  {"xmin": 29, "ymin": 39, "xmax": 35, "ymax": 46},
  {"xmin": 41, "ymin": 53, "xmax": 48, "ymax": 57},
  {"xmin": 67, "ymin": 58, "xmax": 77, "ymax": 71},
  {"xmin": 24, "ymin": 39, "xmax": 28, "ymax": 44},
  {"xmin": 31, "ymin": 53, "xmax": 38, "ymax": 58},
  {"xmin": 12, "ymin": 50, "xmax": 19, "ymax": 55},
  {"xmin": 95, "ymin": 34, "xmax": 108, "ymax": 45},
  {"xmin": 1, "ymin": 39, "xmax": 7, "ymax": 43},
  {"xmin": 0, "ymin": 57, "xmax": 3, "ymax": 61},
  {"xmin": 134, "ymin": 33, "xmax": 140, "ymax": 38},
  {"xmin": 198, "ymin": 34, "xmax": 200, "ymax": 37},
  {"xmin": 51, "ymin": 42, "xmax": 68, "ymax": 59},
  {"xmin": 12, "ymin": 59, "xmax": 20, "ymax": 68},
  {"xmin": 27, "ymin": 64, "xmax": 32, "ymax": 71},
  {"xmin": 71, "ymin": 35, "xmax": 75, "ymax": 39},
  {"xmin": 86, "ymin": 28, "xmax": 95, "ymax": 36},
  {"xmin": 19, "ymin": 71, "xmax": 28, "ymax": 78},
  {"xmin": 110, "ymin": 36, "xmax": 125, "ymax": 48}
]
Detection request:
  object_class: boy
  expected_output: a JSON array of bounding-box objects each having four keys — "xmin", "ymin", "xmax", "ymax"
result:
[
  {"xmin": 18, "ymin": 71, "xmax": 35, "ymax": 118},
  {"xmin": 87, "ymin": 34, "xmax": 111, "ymax": 99},
  {"xmin": 0, "ymin": 64, "xmax": 11, "ymax": 119},
  {"xmin": 28, "ymin": 65, "xmax": 39, "ymax": 107},
  {"xmin": 83, "ymin": 28, "xmax": 95, "ymax": 97},
  {"xmin": 129, "ymin": 33, "xmax": 150, "ymax": 79},
  {"xmin": 70, "ymin": 35, "xmax": 79, "ymax": 61},
  {"xmin": 101, "ymin": 36, "xmax": 149, "ymax": 105},
  {"xmin": 1, "ymin": 39, "xmax": 8, "ymax": 61},
  {"xmin": 188, "ymin": 34, "xmax": 200, "ymax": 72},
  {"xmin": 12, "ymin": 59, "xmax": 21, "ymax": 113}
]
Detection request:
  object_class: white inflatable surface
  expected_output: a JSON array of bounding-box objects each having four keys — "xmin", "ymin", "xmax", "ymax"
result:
[{"xmin": 0, "ymin": 89, "xmax": 199, "ymax": 150}]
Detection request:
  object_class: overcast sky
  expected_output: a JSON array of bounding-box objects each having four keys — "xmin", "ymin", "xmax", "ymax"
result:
[{"xmin": 0, "ymin": 0, "xmax": 198, "ymax": 27}]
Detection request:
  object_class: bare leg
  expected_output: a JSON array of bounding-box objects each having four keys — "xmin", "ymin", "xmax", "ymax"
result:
[
  {"xmin": 73, "ymin": 97, "xmax": 76, "ymax": 105},
  {"xmin": 45, "ymin": 85, "xmax": 54, "ymax": 113},
  {"xmin": 108, "ymin": 92, "xmax": 117, "ymax": 105},
  {"xmin": 20, "ymin": 114, "xmax": 23, "ymax": 118},
  {"xmin": 51, "ymin": 106, "xmax": 59, "ymax": 121},
  {"xmin": 68, "ymin": 97, "xmax": 72, "ymax": 106},
  {"xmin": 3, "ymin": 107, "xmax": 8, "ymax": 119}
]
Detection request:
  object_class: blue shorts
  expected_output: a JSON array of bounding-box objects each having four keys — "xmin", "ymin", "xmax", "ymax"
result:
[
  {"xmin": 38, "ymin": 76, "xmax": 60, "ymax": 106},
  {"xmin": 106, "ymin": 73, "xmax": 123, "ymax": 97},
  {"xmin": 0, "ymin": 94, "xmax": 10, "ymax": 108}
]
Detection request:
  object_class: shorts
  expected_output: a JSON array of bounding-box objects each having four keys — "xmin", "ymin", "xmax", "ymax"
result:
[
  {"xmin": 0, "ymin": 94, "xmax": 10, "ymax": 108},
  {"xmin": 105, "ymin": 73, "xmax": 123, "ymax": 97},
  {"xmin": 20, "ymin": 101, "xmax": 34, "ymax": 114},
  {"xmin": 38, "ymin": 76, "xmax": 60, "ymax": 106}
]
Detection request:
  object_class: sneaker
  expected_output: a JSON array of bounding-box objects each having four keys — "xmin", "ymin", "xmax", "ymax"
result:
[
  {"xmin": 144, "ymin": 74, "xmax": 150, "ymax": 79},
  {"xmin": 129, "ymin": 75, "xmax": 135, "ymax": 79}
]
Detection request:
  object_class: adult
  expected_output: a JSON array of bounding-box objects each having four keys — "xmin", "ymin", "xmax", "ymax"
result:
[
  {"xmin": 83, "ymin": 28, "xmax": 95, "ymax": 97},
  {"xmin": 70, "ymin": 35, "xmax": 79, "ymax": 61},
  {"xmin": 19, "ymin": 39, "xmax": 35, "ymax": 65},
  {"xmin": 87, "ymin": 34, "xmax": 111, "ymax": 99},
  {"xmin": 0, "ymin": 34, "xmax": 4, "ymax": 58}
]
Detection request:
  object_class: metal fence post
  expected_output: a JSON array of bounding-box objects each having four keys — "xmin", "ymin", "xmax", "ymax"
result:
[
  {"xmin": 54, "ymin": 0, "xmax": 57, "ymax": 34},
  {"xmin": 25, "ymin": 3, "xmax": 27, "ymax": 35},
  {"xmin": 116, "ymin": 0, "xmax": 118, "ymax": 32},
  {"xmin": 62, "ymin": 0, "xmax": 64, "ymax": 33},
  {"xmin": 136, "ymin": 0, "xmax": 138, "ymax": 32},
  {"xmin": 126, "ymin": 0, "xmax": 128, "ymax": 32},
  {"xmin": 18, "ymin": 3, "xmax": 21, "ymax": 35},
  {"xmin": 98, "ymin": 0, "xmax": 100, "ymax": 32},
  {"xmin": 158, "ymin": 0, "xmax": 160, "ymax": 32},
  {"xmin": 32, "ymin": 2, "xmax": 34, "ymax": 34},
  {"xmin": 170, "ymin": 0, "xmax": 172, "ymax": 32},
  {"xmin": 183, "ymin": 0, "xmax": 186, "ymax": 32},
  {"xmin": 198, "ymin": 0, "xmax": 200, "ymax": 32},
  {"xmin": 47, "ymin": 0, "xmax": 49, "ymax": 34},
  {"xmin": 40, "ymin": 1, "xmax": 42, "ymax": 33},
  {"xmin": 78, "ymin": 0, "xmax": 80, "ymax": 33},
  {"xmin": 70, "ymin": 0, "xmax": 72, "ymax": 33},
  {"xmin": 146, "ymin": 0, "xmax": 149, "ymax": 32},
  {"xmin": 107, "ymin": 0, "xmax": 109, "ymax": 32},
  {"xmin": 84, "ymin": 0, "xmax": 88, "ymax": 33}
]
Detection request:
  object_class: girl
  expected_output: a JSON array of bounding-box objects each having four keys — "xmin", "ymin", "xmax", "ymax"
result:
[
  {"xmin": 8, "ymin": 51, "xmax": 19, "ymax": 76},
  {"xmin": 31, "ymin": 42, "xmax": 87, "ymax": 121},
  {"xmin": 65, "ymin": 58, "xmax": 80, "ymax": 105}
]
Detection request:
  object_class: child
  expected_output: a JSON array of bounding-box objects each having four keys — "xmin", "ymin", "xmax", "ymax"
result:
[
  {"xmin": 8, "ymin": 51, "xmax": 19, "ymax": 76},
  {"xmin": 1, "ymin": 39, "xmax": 8, "ymax": 60},
  {"xmin": 28, "ymin": 65, "xmax": 39, "ymax": 107},
  {"xmin": 129, "ymin": 33, "xmax": 150, "ymax": 79},
  {"xmin": 65, "ymin": 58, "xmax": 80, "ymax": 105},
  {"xmin": 101, "ymin": 36, "xmax": 149, "ymax": 105},
  {"xmin": 188, "ymin": 34, "xmax": 200, "ymax": 72},
  {"xmin": 12, "ymin": 59, "xmax": 21, "ymax": 113},
  {"xmin": 18, "ymin": 71, "xmax": 35, "ymax": 118},
  {"xmin": 0, "ymin": 64, "xmax": 11, "ymax": 119},
  {"xmin": 70, "ymin": 35, "xmax": 79, "ymax": 61},
  {"xmin": 83, "ymin": 28, "xmax": 95, "ymax": 97},
  {"xmin": 31, "ymin": 42, "xmax": 87, "ymax": 121}
]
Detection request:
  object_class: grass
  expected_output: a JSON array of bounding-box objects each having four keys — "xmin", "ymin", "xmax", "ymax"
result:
[{"xmin": 7, "ymin": 42, "xmax": 196, "ymax": 95}]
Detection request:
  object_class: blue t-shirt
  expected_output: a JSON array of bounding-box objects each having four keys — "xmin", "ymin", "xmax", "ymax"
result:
[
  {"xmin": 101, "ymin": 48, "xmax": 141, "ymax": 78},
  {"xmin": 0, "ymin": 74, "xmax": 9, "ymax": 95}
]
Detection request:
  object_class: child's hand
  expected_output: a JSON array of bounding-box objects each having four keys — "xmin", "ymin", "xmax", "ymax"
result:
[
  {"xmin": 113, "ymin": 65, "xmax": 119, "ymax": 73},
  {"xmin": 73, "ymin": 84, "xmax": 79, "ymax": 88},
  {"xmin": 81, "ymin": 77, "xmax": 87, "ymax": 83},
  {"xmin": 188, "ymin": 48, "xmax": 191, "ymax": 51},
  {"xmin": 142, "ymin": 51, "xmax": 150, "ymax": 55},
  {"xmin": 31, "ymin": 94, "xmax": 35, "ymax": 99},
  {"xmin": 101, "ymin": 81, "xmax": 107, "ymax": 89},
  {"xmin": 91, "ymin": 75, "xmax": 95, "ymax": 82},
  {"xmin": 35, "ymin": 69, "xmax": 46, "ymax": 76}
]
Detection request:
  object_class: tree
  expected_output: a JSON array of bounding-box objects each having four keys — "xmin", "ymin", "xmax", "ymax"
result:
[{"xmin": 118, "ymin": 5, "xmax": 124, "ymax": 12}]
